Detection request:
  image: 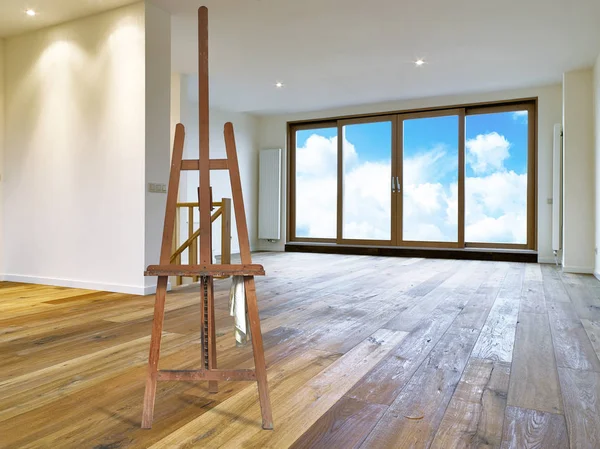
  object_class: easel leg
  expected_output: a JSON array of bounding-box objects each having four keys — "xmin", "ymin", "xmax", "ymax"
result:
[
  {"xmin": 208, "ymin": 278, "xmax": 218, "ymax": 393},
  {"xmin": 244, "ymin": 276, "xmax": 273, "ymax": 430},
  {"xmin": 141, "ymin": 276, "xmax": 168, "ymax": 429}
]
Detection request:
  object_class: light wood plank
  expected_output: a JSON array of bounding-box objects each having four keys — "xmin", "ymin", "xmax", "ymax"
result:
[
  {"xmin": 520, "ymin": 265, "xmax": 545, "ymax": 314},
  {"xmin": 0, "ymin": 333, "xmax": 186, "ymax": 423},
  {"xmin": 348, "ymin": 306, "xmax": 460, "ymax": 405},
  {"xmin": 558, "ymin": 367, "xmax": 600, "ymax": 449},
  {"xmin": 290, "ymin": 397, "xmax": 387, "ymax": 449},
  {"xmin": 563, "ymin": 282, "xmax": 600, "ymax": 321},
  {"xmin": 360, "ymin": 327, "xmax": 479, "ymax": 448},
  {"xmin": 507, "ymin": 312, "xmax": 563, "ymax": 414},
  {"xmin": 471, "ymin": 296, "xmax": 520, "ymax": 363},
  {"xmin": 582, "ymin": 319, "xmax": 600, "ymax": 361},
  {"xmin": 470, "ymin": 264, "xmax": 523, "ymax": 363},
  {"xmin": 541, "ymin": 264, "xmax": 571, "ymax": 303},
  {"xmin": 430, "ymin": 358, "xmax": 510, "ymax": 449},
  {"xmin": 549, "ymin": 304, "xmax": 600, "ymax": 372},
  {"xmin": 500, "ymin": 406, "xmax": 569, "ymax": 449}
]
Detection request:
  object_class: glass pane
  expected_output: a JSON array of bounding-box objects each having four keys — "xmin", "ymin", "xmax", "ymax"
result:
[
  {"xmin": 342, "ymin": 121, "xmax": 392, "ymax": 240},
  {"xmin": 402, "ymin": 115, "xmax": 459, "ymax": 242},
  {"xmin": 465, "ymin": 110, "xmax": 528, "ymax": 244},
  {"xmin": 295, "ymin": 127, "xmax": 337, "ymax": 238}
]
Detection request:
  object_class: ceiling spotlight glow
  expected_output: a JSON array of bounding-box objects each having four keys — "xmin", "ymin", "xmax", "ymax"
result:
[
  {"xmin": 415, "ymin": 59, "xmax": 425, "ymax": 66},
  {"xmin": 275, "ymin": 81, "xmax": 284, "ymax": 88},
  {"xmin": 25, "ymin": 9, "xmax": 36, "ymax": 16}
]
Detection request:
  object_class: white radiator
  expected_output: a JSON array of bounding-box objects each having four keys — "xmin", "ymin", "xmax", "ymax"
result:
[
  {"xmin": 258, "ymin": 149, "xmax": 282, "ymax": 240},
  {"xmin": 552, "ymin": 123, "xmax": 563, "ymax": 253}
]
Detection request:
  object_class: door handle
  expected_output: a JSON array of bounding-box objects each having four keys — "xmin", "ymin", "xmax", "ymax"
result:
[
  {"xmin": 391, "ymin": 176, "xmax": 396, "ymax": 193},
  {"xmin": 396, "ymin": 176, "xmax": 400, "ymax": 193}
]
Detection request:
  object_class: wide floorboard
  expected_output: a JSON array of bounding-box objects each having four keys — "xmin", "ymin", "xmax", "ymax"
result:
[{"xmin": 1, "ymin": 253, "xmax": 599, "ymax": 448}]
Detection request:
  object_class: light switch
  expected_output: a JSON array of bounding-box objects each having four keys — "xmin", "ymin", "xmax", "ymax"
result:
[{"xmin": 148, "ymin": 183, "xmax": 167, "ymax": 193}]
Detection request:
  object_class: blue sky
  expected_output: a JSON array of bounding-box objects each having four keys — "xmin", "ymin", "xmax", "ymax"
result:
[
  {"xmin": 296, "ymin": 127, "xmax": 336, "ymax": 148},
  {"xmin": 466, "ymin": 111, "xmax": 528, "ymax": 175},
  {"xmin": 404, "ymin": 115, "xmax": 458, "ymax": 185},
  {"xmin": 296, "ymin": 111, "xmax": 527, "ymax": 177},
  {"xmin": 344, "ymin": 122, "xmax": 392, "ymax": 162}
]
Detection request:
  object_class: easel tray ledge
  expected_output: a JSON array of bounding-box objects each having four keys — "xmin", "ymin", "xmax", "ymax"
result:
[{"xmin": 144, "ymin": 264, "xmax": 266, "ymax": 277}]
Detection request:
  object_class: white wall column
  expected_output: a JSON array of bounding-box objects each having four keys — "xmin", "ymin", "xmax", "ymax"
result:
[
  {"xmin": 0, "ymin": 38, "xmax": 5, "ymax": 277},
  {"xmin": 143, "ymin": 2, "xmax": 171, "ymax": 293},
  {"xmin": 562, "ymin": 69, "xmax": 595, "ymax": 273},
  {"xmin": 594, "ymin": 56, "xmax": 600, "ymax": 278}
]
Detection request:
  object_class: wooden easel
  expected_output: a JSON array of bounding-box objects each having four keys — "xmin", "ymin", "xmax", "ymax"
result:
[{"xmin": 141, "ymin": 6, "xmax": 273, "ymax": 431}]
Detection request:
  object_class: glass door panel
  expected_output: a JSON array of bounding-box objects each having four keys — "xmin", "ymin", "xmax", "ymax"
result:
[
  {"xmin": 294, "ymin": 127, "xmax": 338, "ymax": 239},
  {"xmin": 465, "ymin": 110, "xmax": 529, "ymax": 244},
  {"xmin": 341, "ymin": 120, "xmax": 393, "ymax": 241},
  {"xmin": 402, "ymin": 115, "xmax": 459, "ymax": 242}
]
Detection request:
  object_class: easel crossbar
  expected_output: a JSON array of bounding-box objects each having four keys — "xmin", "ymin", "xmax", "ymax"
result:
[
  {"xmin": 144, "ymin": 264, "xmax": 265, "ymax": 277},
  {"xmin": 157, "ymin": 369, "xmax": 257, "ymax": 382},
  {"xmin": 181, "ymin": 159, "xmax": 229, "ymax": 170}
]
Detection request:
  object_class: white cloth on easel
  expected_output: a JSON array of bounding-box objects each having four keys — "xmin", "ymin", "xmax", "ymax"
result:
[{"xmin": 229, "ymin": 276, "xmax": 250, "ymax": 346}]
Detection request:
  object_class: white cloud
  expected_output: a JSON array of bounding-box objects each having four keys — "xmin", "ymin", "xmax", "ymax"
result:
[
  {"xmin": 466, "ymin": 132, "xmax": 510, "ymax": 174},
  {"xmin": 295, "ymin": 131, "xmax": 527, "ymax": 245},
  {"xmin": 464, "ymin": 171, "xmax": 527, "ymax": 244},
  {"xmin": 403, "ymin": 145, "xmax": 456, "ymax": 186},
  {"xmin": 343, "ymin": 161, "xmax": 391, "ymax": 239},
  {"xmin": 296, "ymin": 134, "xmax": 357, "ymax": 177},
  {"xmin": 403, "ymin": 181, "xmax": 454, "ymax": 242},
  {"xmin": 466, "ymin": 212, "xmax": 527, "ymax": 244},
  {"xmin": 295, "ymin": 133, "xmax": 359, "ymax": 238},
  {"xmin": 512, "ymin": 110, "xmax": 528, "ymax": 124},
  {"xmin": 296, "ymin": 173, "xmax": 337, "ymax": 238}
]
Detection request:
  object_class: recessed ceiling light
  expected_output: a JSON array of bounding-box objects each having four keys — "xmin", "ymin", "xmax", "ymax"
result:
[
  {"xmin": 415, "ymin": 59, "xmax": 425, "ymax": 67},
  {"xmin": 25, "ymin": 9, "xmax": 36, "ymax": 16},
  {"xmin": 275, "ymin": 82, "xmax": 284, "ymax": 88}
]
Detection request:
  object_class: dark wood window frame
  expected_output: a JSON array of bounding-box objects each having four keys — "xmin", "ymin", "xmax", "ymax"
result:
[{"xmin": 287, "ymin": 98, "xmax": 538, "ymax": 252}]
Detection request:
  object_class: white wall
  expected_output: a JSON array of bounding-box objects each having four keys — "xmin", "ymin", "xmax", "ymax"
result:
[
  {"xmin": 594, "ymin": 56, "xmax": 600, "ymax": 277},
  {"xmin": 0, "ymin": 39, "xmax": 4, "ymax": 276},
  {"xmin": 170, "ymin": 73, "xmax": 181, "ymax": 155},
  {"xmin": 144, "ymin": 3, "xmax": 171, "ymax": 290},
  {"xmin": 563, "ymin": 69, "xmax": 595, "ymax": 273},
  {"xmin": 2, "ymin": 3, "xmax": 155, "ymax": 293},
  {"xmin": 258, "ymin": 85, "xmax": 562, "ymax": 263},
  {"xmin": 178, "ymin": 75, "xmax": 260, "ymax": 259}
]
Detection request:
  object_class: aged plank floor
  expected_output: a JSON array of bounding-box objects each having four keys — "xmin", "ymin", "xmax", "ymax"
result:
[{"xmin": 1, "ymin": 253, "xmax": 600, "ymax": 448}]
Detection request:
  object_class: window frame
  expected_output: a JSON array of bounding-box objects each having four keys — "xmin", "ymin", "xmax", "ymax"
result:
[{"xmin": 287, "ymin": 98, "xmax": 537, "ymax": 251}]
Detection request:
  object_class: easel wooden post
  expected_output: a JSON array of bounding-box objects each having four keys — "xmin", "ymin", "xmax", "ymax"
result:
[{"xmin": 140, "ymin": 6, "xmax": 273, "ymax": 431}]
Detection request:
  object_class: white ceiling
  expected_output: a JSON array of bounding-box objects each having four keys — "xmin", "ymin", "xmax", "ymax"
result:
[
  {"xmin": 0, "ymin": 0, "xmax": 137, "ymax": 38},
  {"xmin": 157, "ymin": 0, "xmax": 600, "ymax": 114},
  {"xmin": 2, "ymin": 0, "xmax": 600, "ymax": 115}
]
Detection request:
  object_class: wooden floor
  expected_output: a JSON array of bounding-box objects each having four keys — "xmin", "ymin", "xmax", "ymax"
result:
[{"xmin": 1, "ymin": 253, "xmax": 600, "ymax": 448}]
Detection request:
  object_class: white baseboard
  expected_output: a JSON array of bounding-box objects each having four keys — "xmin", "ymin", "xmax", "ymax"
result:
[
  {"xmin": 594, "ymin": 272, "xmax": 600, "ymax": 282},
  {"xmin": 537, "ymin": 257, "xmax": 558, "ymax": 264},
  {"xmin": 0, "ymin": 273, "xmax": 169, "ymax": 295},
  {"xmin": 562, "ymin": 266, "xmax": 594, "ymax": 274},
  {"xmin": 143, "ymin": 282, "xmax": 173, "ymax": 295}
]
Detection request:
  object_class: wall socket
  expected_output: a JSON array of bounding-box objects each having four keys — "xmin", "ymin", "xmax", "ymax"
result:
[{"xmin": 148, "ymin": 183, "xmax": 167, "ymax": 193}]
